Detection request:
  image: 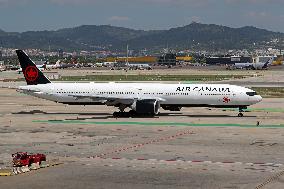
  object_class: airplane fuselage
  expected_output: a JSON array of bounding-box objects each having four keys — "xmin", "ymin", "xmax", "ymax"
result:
[
  {"xmin": 233, "ymin": 63, "xmax": 267, "ymax": 70},
  {"xmin": 19, "ymin": 83, "xmax": 262, "ymax": 109}
]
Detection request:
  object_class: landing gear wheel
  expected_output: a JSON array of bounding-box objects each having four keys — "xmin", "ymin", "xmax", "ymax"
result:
[
  {"xmin": 129, "ymin": 110, "xmax": 137, "ymax": 117},
  {"xmin": 113, "ymin": 112, "xmax": 120, "ymax": 117},
  {"xmin": 238, "ymin": 113, "xmax": 244, "ymax": 117},
  {"xmin": 114, "ymin": 111, "xmax": 134, "ymax": 118}
]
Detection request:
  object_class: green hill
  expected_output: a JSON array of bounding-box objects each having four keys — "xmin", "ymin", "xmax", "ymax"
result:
[{"xmin": 0, "ymin": 23, "xmax": 283, "ymax": 51}]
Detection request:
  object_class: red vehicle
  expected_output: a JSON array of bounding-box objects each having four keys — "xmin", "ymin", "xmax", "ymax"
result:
[{"xmin": 12, "ymin": 152, "xmax": 46, "ymax": 167}]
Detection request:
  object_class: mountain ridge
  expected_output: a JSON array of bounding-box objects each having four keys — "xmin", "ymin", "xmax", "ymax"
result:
[{"xmin": 0, "ymin": 23, "xmax": 283, "ymax": 51}]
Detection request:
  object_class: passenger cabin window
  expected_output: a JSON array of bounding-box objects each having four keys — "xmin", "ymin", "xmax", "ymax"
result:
[{"xmin": 246, "ymin": 92, "xmax": 257, "ymax": 96}]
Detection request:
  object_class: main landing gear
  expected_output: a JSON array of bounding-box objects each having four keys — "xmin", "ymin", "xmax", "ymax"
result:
[
  {"xmin": 113, "ymin": 110, "xmax": 137, "ymax": 118},
  {"xmin": 113, "ymin": 110, "xmax": 157, "ymax": 118}
]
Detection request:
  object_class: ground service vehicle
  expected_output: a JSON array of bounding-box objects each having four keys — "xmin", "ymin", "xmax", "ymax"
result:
[{"xmin": 12, "ymin": 152, "xmax": 46, "ymax": 167}]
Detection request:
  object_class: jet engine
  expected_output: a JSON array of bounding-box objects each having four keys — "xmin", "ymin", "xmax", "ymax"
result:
[{"xmin": 131, "ymin": 99, "xmax": 160, "ymax": 115}]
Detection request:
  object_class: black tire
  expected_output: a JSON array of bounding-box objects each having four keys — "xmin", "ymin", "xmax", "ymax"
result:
[
  {"xmin": 238, "ymin": 113, "xmax": 244, "ymax": 117},
  {"xmin": 113, "ymin": 112, "xmax": 119, "ymax": 117},
  {"xmin": 129, "ymin": 110, "xmax": 136, "ymax": 117}
]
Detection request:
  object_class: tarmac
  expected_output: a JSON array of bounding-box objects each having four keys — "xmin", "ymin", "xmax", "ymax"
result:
[{"xmin": 0, "ymin": 68, "xmax": 284, "ymax": 189}]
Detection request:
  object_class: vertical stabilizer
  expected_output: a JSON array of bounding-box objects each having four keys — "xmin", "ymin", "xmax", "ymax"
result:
[{"xmin": 16, "ymin": 50, "xmax": 51, "ymax": 85}]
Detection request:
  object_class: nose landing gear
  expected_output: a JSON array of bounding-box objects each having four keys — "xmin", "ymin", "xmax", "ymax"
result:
[
  {"xmin": 238, "ymin": 112, "xmax": 244, "ymax": 117},
  {"xmin": 238, "ymin": 107, "xmax": 247, "ymax": 117}
]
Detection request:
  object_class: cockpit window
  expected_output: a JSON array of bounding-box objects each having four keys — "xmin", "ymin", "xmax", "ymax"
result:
[{"xmin": 246, "ymin": 92, "xmax": 257, "ymax": 96}]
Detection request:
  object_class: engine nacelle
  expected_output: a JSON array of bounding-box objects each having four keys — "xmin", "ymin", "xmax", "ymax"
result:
[{"xmin": 131, "ymin": 99, "xmax": 160, "ymax": 115}]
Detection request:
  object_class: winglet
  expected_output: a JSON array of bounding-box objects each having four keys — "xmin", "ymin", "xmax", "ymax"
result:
[{"xmin": 16, "ymin": 50, "xmax": 51, "ymax": 85}]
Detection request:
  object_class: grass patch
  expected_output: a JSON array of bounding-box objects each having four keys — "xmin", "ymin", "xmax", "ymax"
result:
[
  {"xmin": 58, "ymin": 74, "xmax": 249, "ymax": 82},
  {"xmin": 33, "ymin": 120, "xmax": 284, "ymax": 128},
  {"xmin": 224, "ymin": 108, "xmax": 284, "ymax": 113},
  {"xmin": 252, "ymin": 87, "xmax": 284, "ymax": 98}
]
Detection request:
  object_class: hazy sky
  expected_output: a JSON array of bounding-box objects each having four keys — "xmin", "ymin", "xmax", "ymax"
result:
[{"xmin": 0, "ymin": 0, "xmax": 283, "ymax": 32}]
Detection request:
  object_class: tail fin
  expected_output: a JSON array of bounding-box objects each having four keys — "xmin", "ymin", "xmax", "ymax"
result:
[
  {"xmin": 263, "ymin": 56, "xmax": 273, "ymax": 69},
  {"xmin": 16, "ymin": 50, "xmax": 51, "ymax": 85},
  {"xmin": 55, "ymin": 60, "xmax": 61, "ymax": 68}
]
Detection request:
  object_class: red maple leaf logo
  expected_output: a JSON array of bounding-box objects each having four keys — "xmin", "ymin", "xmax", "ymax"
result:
[
  {"xmin": 24, "ymin": 66, "xmax": 38, "ymax": 82},
  {"xmin": 223, "ymin": 96, "xmax": 231, "ymax": 103}
]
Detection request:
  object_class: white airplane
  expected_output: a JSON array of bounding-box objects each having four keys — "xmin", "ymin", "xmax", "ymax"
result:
[
  {"xmin": 0, "ymin": 64, "xmax": 6, "ymax": 72},
  {"xmin": 43, "ymin": 60, "xmax": 61, "ymax": 70},
  {"xmin": 128, "ymin": 63, "xmax": 152, "ymax": 70},
  {"xmin": 229, "ymin": 57, "xmax": 273, "ymax": 70},
  {"xmin": 103, "ymin": 62, "xmax": 115, "ymax": 67},
  {"xmin": 16, "ymin": 50, "xmax": 262, "ymax": 117}
]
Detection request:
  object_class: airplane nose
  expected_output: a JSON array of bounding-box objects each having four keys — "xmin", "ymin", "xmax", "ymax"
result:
[{"xmin": 257, "ymin": 95, "xmax": 262, "ymax": 102}]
